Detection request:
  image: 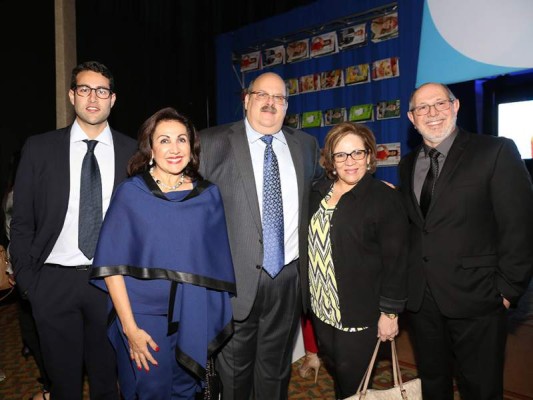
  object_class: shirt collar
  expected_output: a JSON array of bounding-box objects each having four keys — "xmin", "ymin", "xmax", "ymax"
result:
[
  {"xmin": 70, "ymin": 120, "xmax": 113, "ymax": 147},
  {"xmin": 244, "ymin": 118, "xmax": 287, "ymax": 145},
  {"xmin": 423, "ymin": 127, "xmax": 458, "ymax": 158}
]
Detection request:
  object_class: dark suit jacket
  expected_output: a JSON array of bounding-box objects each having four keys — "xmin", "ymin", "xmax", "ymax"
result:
[
  {"xmin": 199, "ymin": 121, "xmax": 323, "ymax": 320},
  {"xmin": 398, "ymin": 129, "xmax": 533, "ymax": 318},
  {"xmin": 308, "ymin": 174, "xmax": 409, "ymax": 326},
  {"xmin": 10, "ymin": 125, "xmax": 137, "ymax": 298}
]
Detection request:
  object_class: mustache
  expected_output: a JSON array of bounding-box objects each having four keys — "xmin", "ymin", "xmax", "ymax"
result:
[{"xmin": 260, "ymin": 105, "xmax": 277, "ymax": 113}]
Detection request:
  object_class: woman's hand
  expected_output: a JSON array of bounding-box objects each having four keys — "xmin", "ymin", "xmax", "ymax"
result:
[
  {"xmin": 123, "ymin": 325, "xmax": 159, "ymax": 371},
  {"xmin": 377, "ymin": 313, "xmax": 399, "ymax": 342},
  {"xmin": 104, "ymin": 275, "xmax": 159, "ymax": 372}
]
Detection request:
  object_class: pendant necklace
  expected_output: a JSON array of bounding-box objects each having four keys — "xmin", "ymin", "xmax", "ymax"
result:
[{"xmin": 150, "ymin": 168, "xmax": 185, "ymax": 191}]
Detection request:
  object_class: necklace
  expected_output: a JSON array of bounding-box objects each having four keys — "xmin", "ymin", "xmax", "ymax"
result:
[{"xmin": 150, "ymin": 168, "xmax": 185, "ymax": 191}]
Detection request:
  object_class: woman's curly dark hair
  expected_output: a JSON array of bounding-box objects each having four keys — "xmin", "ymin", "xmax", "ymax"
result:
[{"xmin": 127, "ymin": 107, "xmax": 202, "ymax": 180}]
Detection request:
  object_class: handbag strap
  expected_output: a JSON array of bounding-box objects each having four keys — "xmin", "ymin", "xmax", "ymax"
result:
[
  {"xmin": 391, "ymin": 340, "xmax": 409, "ymax": 399},
  {"xmin": 356, "ymin": 339, "xmax": 407, "ymax": 396},
  {"xmin": 356, "ymin": 338, "xmax": 381, "ymax": 394}
]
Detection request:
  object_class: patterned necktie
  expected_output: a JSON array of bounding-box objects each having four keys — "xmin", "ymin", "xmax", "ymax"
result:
[
  {"xmin": 261, "ymin": 135, "xmax": 285, "ymax": 278},
  {"xmin": 79, "ymin": 140, "xmax": 102, "ymax": 259},
  {"xmin": 419, "ymin": 147, "xmax": 440, "ymax": 217}
]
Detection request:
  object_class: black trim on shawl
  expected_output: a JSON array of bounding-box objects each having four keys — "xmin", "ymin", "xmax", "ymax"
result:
[
  {"xmin": 168, "ymin": 281, "xmax": 179, "ymax": 335},
  {"xmin": 141, "ymin": 171, "xmax": 211, "ymax": 202},
  {"xmin": 93, "ymin": 264, "xmax": 235, "ymax": 293},
  {"xmin": 176, "ymin": 320, "xmax": 234, "ymax": 380},
  {"xmin": 90, "ymin": 174, "xmax": 236, "ymax": 293}
]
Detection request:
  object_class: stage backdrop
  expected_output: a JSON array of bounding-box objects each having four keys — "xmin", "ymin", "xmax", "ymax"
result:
[{"xmin": 214, "ymin": 0, "xmax": 425, "ymax": 185}]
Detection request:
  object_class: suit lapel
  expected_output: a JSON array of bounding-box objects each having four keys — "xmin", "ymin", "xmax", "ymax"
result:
[
  {"xmin": 284, "ymin": 127, "xmax": 304, "ymax": 221},
  {"xmin": 403, "ymin": 147, "xmax": 425, "ymax": 224},
  {"xmin": 228, "ymin": 123, "xmax": 262, "ymax": 234},
  {"xmin": 429, "ymin": 130, "xmax": 470, "ymax": 214},
  {"xmin": 54, "ymin": 127, "xmax": 73, "ymax": 223}
]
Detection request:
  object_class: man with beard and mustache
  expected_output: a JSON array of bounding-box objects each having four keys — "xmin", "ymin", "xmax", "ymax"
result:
[
  {"xmin": 398, "ymin": 82, "xmax": 533, "ymax": 400},
  {"xmin": 199, "ymin": 72, "xmax": 323, "ymax": 399}
]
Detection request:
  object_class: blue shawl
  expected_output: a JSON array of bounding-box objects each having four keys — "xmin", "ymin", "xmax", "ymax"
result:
[{"xmin": 90, "ymin": 173, "xmax": 235, "ymax": 380}]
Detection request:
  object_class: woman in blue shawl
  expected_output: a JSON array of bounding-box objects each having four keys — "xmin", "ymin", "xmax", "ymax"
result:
[{"xmin": 90, "ymin": 107, "xmax": 235, "ymax": 399}]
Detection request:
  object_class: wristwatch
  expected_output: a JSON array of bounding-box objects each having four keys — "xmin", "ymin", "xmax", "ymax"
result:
[{"xmin": 381, "ymin": 312, "xmax": 398, "ymax": 319}]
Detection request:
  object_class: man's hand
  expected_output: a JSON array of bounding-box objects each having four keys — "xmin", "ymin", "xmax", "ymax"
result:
[{"xmin": 502, "ymin": 296, "xmax": 511, "ymax": 309}]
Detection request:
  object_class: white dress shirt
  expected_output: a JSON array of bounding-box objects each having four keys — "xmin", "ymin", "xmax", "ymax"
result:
[
  {"xmin": 46, "ymin": 120, "xmax": 116, "ymax": 265},
  {"xmin": 245, "ymin": 118, "xmax": 299, "ymax": 265}
]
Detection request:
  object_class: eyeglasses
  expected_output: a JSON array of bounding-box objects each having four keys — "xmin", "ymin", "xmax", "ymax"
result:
[
  {"xmin": 332, "ymin": 149, "xmax": 368, "ymax": 162},
  {"xmin": 74, "ymin": 85, "xmax": 113, "ymax": 99},
  {"xmin": 249, "ymin": 91, "xmax": 287, "ymax": 105},
  {"xmin": 410, "ymin": 99, "xmax": 453, "ymax": 116}
]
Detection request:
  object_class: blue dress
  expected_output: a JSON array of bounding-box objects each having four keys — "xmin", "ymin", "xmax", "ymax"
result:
[{"xmin": 90, "ymin": 173, "xmax": 235, "ymax": 399}]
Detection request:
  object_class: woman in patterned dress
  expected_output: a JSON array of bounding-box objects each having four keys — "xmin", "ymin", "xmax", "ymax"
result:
[{"xmin": 306, "ymin": 122, "xmax": 409, "ymax": 399}]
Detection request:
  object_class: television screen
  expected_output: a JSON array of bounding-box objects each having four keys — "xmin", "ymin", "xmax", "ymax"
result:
[{"xmin": 498, "ymin": 100, "xmax": 533, "ymax": 159}]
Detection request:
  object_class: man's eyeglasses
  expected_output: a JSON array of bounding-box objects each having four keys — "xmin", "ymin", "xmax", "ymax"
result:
[
  {"xmin": 410, "ymin": 99, "xmax": 453, "ymax": 116},
  {"xmin": 249, "ymin": 91, "xmax": 287, "ymax": 105},
  {"xmin": 332, "ymin": 149, "xmax": 368, "ymax": 162},
  {"xmin": 74, "ymin": 85, "xmax": 113, "ymax": 99}
]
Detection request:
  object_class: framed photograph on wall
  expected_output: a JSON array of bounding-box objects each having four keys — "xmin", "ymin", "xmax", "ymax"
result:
[
  {"xmin": 371, "ymin": 12, "xmax": 399, "ymax": 43},
  {"xmin": 372, "ymin": 57, "xmax": 400, "ymax": 81},
  {"xmin": 286, "ymin": 39, "xmax": 309, "ymax": 63},
  {"xmin": 263, "ymin": 45, "xmax": 285, "ymax": 68},
  {"xmin": 301, "ymin": 110, "xmax": 323, "ymax": 128},
  {"xmin": 320, "ymin": 69, "xmax": 344, "ymax": 90},
  {"xmin": 338, "ymin": 23, "xmax": 367, "ymax": 50},
  {"xmin": 348, "ymin": 104, "xmax": 374, "ymax": 122},
  {"xmin": 376, "ymin": 142, "xmax": 401, "ymax": 166},
  {"xmin": 285, "ymin": 78, "xmax": 299, "ymax": 96},
  {"xmin": 240, "ymin": 51, "xmax": 261, "ymax": 72},
  {"xmin": 310, "ymin": 31, "xmax": 338, "ymax": 58},
  {"xmin": 284, "ymin": 114, "xmax": 300, "ymax": 129},
  {"xmin": 376, "ymin": 99, "xmax": 401, "ymax": 120},
  {"xmin": 324, "ymin": 108, "xmax": 347, "ymax": 126},
  {"xmin": 346, "ymin": 63, "xmax": 371, "ymax": 85},
  {"xmin": 299, "ymin": 73, "xmax": 321, "ymax": 94}
]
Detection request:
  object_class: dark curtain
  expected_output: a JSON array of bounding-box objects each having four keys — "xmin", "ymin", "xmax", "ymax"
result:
[
  {"xmin": 75, "ymin": 0, "xmax": 315, "ymax": 138},
  {"xmin": 0, "ymin": 0, "xmax": 56, "ymax": 206}
]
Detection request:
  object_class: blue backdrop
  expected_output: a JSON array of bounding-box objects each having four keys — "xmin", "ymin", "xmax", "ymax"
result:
[{"xmin": 214, "ymin": 0, "xmax": 424, "ymax": 184}]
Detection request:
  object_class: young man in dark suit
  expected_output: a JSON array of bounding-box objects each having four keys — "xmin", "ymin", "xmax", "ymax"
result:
[
  {"xmin": 398, "ymin": 82, "xmax": 533, "ymax": 400},
  {"xmin": 199, "ymin": 72, "xmax": 323, "ymax": 399},
  {"xmin": 10, "ymin": 61, "xmax": 137, "ymax": 400}
]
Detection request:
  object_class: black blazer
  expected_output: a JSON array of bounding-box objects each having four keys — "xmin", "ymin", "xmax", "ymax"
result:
[
  {"xmin": 307, "ymin": 174, "xmax": 409, "ymax": 327},
  {"xmin": 10, "ymin": 125, "xmax": 137, "ymax": 297},
  {"xmin": 398, "ymin": 129, "xmax": 533, "ymax": 318}
]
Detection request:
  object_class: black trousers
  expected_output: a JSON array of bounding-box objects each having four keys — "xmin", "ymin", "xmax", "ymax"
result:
[
  {"xmin": 312, "ymin": 316, "xmax": 377, "ymax": 399},
  {"xmin": 30, "ymin": 266, "xmax": 118, "ymax": 400},
  {"xmin": 216, "ymin": 260, "xmax": 301, "ymax": 400},
  {"xmin": 408, "ymin": 288, "xmax": 507, "ymax": 400},
  {"xmin": 18, "ymin": 297, "xmax": 50, "ymax": 389}
]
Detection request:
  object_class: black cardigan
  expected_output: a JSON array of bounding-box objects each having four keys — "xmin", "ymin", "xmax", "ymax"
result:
[{"xmin": 306, "ymin": 173, "xmax": 409, "ymax": 327}]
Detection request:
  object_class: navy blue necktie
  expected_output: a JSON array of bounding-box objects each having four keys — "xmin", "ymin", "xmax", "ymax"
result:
[
  {"xmin": 420, "ymin": 148, "xmax": 440, "ymax": 217},
  {"xmin": 261, "ymin": 135, "xmax": 285, "ymax": 278},
  {"xmin": 79, "ymin": 140, "xmax": 102, "ymax": 259}
]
